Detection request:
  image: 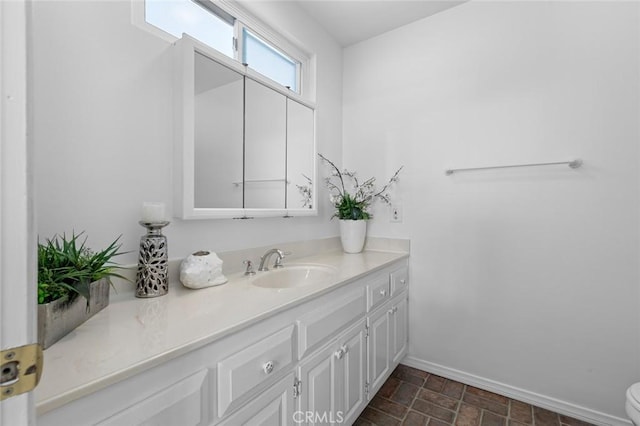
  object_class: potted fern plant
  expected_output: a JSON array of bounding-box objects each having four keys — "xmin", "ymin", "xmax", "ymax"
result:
[
  {"xmin": 319, "ymin": 154, "xmax": 403, "ymax": 253},
  {"xmin": 38, "ymin": 232, "xmax": 126, "ymax": 349}
]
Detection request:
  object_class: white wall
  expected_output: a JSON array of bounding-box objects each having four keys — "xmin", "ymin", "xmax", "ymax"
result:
[
  {"xmin": 343, "ymin": 1, "xmax": 639, "ymax": 421},
  {"xmin": 30, "ymin": 0, "xmax": 343, "ymax": 264}
]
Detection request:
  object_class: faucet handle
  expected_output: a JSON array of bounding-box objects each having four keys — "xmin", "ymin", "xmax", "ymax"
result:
[
  {"xmin": 243, "ymin": 260, "xmax": 256, "ymax": 275},
  {"xmin": 273, "ymin": 251, "xmax": 292, "ymax": 268}
]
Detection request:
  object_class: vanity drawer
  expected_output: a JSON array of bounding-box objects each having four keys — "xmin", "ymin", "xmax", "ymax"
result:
[
  {"xmin": 390, "ymin": 266, "xmax": 408, "ymax": 296},
  {"xmin": 367, "ymin": 273, "xmax": 391, "ymax": 312},
  {"xmin": 297, "ymin": 286, "xmax": 366, "ymax": 359},
  {"xmin": 96, "ymin": 370, "xmax": 209, "ymax": 426},
  {"xmin": 217, "ymin": 325, "xmax": 295, "ymax": 418}
]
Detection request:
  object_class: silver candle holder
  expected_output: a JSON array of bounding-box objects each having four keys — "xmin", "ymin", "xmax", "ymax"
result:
[{"xmin": 135, "ymin": 221, "xmax": 170, "ymax": 298}]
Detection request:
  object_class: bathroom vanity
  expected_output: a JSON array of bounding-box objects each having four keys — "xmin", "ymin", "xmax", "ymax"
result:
[{"xmin": 36, "ymin": 246, "xmax": 409, "ymax": 426}]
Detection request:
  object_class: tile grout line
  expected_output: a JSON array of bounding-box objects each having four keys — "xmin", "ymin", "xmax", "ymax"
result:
[
  {"xmin": 400, "ymin": 371, "xmax": 427, "ymax": 424},
  {"xmin": 405, "ymin": 373, "xmax": 425, "ymax": 423},
  {"xmin": 359, "ymin": 366, "xmax": 596, "ymax": 426},
  {"xmin": 369, "ymin": 372, "xmax": 427, "ymax": 424},
  {"xmin": 452, "ymin": 383, "xmax": 468, "ymax": 426},
  {"xmin": 405, "ymin": 373, "xmax": 416, "ymax": 423}
]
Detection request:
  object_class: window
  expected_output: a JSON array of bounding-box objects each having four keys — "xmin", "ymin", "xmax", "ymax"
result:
[
  {"xmin": 242, "ymin": 28, "xmax": 299, "ymax": 92},
  {"xmin": 145, "ymin": 0, "xmax": 234, "ymax": 58},
  {"xmin": 141, "ymin": 0, "xmax": 305, "ymax": 94}
]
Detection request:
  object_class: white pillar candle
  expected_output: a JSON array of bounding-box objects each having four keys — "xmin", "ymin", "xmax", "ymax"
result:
[{"xmin": 141, "ymin": 202, "xmax": 166, "ymax": 222}]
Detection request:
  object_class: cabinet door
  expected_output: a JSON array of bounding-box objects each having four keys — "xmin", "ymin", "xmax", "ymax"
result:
[
  {"xmin": 218, "ymin": 373, "xmax": 295, "ymax": 426},
  {"xmin": 391, "ymin": 296, "xmax": 408, "ymax": 365},
  {"xmin": 367, "ymin": 306, "xmax": 391, "ymax": 398},
  {"xmin": 335, "ymin": 320, "xmax": 367, "ymax": 425},
  {"xmin": 298, "ymin": 320, "xmax": 367, "ymax": 426},
  {"xmin": 297, "ymin": 343, "xmax": 339, "ymax": 425}
]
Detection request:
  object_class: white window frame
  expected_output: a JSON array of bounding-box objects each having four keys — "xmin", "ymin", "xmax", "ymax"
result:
[
  {"xmin": 238, "ymin": 23, "xmax": 302, "ymax": 94},
  {"xmin": 131, "ymin": 0, "xmax": 312, "ymax": 98}
]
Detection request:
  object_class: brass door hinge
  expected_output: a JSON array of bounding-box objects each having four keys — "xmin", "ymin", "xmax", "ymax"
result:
[{"xmin": 1, "ymin": 343, "xmax": 43, "ymax": 400}]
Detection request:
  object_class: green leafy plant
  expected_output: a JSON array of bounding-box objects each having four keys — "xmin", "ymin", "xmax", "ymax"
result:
[
  {"xmin": 37, "ymin": 232, "xmax": 127, "ymax": 306},
  {"xmin": 318, "ymin": 153, "xmax": 403, "ymax": 220}
]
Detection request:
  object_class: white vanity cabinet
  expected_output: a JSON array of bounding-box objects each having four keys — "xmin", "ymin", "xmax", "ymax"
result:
[
  {"xmin": 389, "ymin": 264, "xmax": 409, "ymax": 366},
  {"xmin": 336, "ymin": 321, "xmax": 368, "ymax": 424},
  {"xmin": 391, "ymin": 296, "xmax": 409, "ymax": 365},
  {"xmin": 218, "ymin": 373, "xmax": 296, "ymax": 426},
  {"xmin": 367, "ymin": 292, "xmax": 410, "ymax": 398},
  {"xmin": 367, "ymin": 300, "xmax": 392, "ymax": 396},
  {"xmin": 37, "ymin": 349, "xmax": 213, "ymax": 426},
  {"xmin": 293, "ymin": 263, "xmax": 409, "ymax": 425},
  {"xmin": 297, "ymin": 286, "xmax": 366, "ymax": 360},
  {"xmin": 37, "ymin": 257, "xmax": 409, "ymax": 426},
  {"xmin": 96, "ymin": 370, "xmax": 210, "ymax": 426},
  {"xmin": 297, "ymin": 319, "xmax": 367, "ymax": 426},
  {"xmin": 217, "ymin": 325, "xmax": 295, "ymax": 417}
]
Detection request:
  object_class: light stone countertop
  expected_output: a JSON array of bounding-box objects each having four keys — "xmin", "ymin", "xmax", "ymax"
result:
[{"xmin": 35, "ymin": 240, "xmax": 409, "ymax": 415}]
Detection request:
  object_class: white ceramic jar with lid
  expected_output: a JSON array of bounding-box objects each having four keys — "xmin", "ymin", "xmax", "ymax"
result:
[{"xmin": 179, "ymin": 250, "xmax": 228, "ymax": 289}]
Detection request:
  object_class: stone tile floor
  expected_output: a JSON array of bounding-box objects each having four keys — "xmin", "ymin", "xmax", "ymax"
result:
[{"xmin": 354, "ymin": 365, "xmax": 595, "ymax": 426}]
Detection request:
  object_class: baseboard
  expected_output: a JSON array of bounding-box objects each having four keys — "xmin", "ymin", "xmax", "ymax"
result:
[{"xmin": 402, "ymin": 356, "xmax": 632, "ymax": 426}]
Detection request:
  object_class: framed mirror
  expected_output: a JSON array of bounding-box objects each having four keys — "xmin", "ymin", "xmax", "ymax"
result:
[
  {"xmin": 244, "ymin": 78, "xmax": 287, "ymax": 209},
  {"xmin": 194, "ymin": 52, "xmax": 244, "ymax": 209},
  {"xmin": 174, "ymin": 35, "xmax": 316, "ymax": 219},
  {"xmin": 286, "ymin": 99, "xmax": 315, "ymax": 210}
]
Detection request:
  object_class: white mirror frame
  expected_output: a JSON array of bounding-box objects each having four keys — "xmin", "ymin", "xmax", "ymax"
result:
[{"xmin": 173, "ymin": 35, "xmax": 317, "ymax": 219}]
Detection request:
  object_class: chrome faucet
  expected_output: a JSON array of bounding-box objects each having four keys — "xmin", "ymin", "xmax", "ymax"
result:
[
  {"xmin": 243, "ymin": 260, "xmax": 256, "ymax": 275},
  {"xmin": 258, "ymin": 248, "xmax": 286, "ymax": 271}
]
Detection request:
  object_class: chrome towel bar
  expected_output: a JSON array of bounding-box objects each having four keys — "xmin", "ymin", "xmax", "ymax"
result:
[
  {"xmin": 445, "ymin": 159, "xmax": 582, "ymax": 176},
  {"xmin": 232, "ymin": 178, "xmax": 290, "ymax": 186}
]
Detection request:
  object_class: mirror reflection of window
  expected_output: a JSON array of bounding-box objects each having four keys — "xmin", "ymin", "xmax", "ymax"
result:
[{"xmin": 193, "ymin": 52, "xmax": 244, "ymax": 208}]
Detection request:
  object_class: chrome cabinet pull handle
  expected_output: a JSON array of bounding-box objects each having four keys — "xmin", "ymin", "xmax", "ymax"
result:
[
  {"xmin": 379, "ymin": 289, "xmax": 387, "ymax": 296},
  {"xmin": 334, "ymin": 345, "xmax": 348, "ymax": 360},
  {"xmin": 263, "ymin": 361, "xmax": 274, "ymax": 374},
  {"xmin": 400, "ymin": 279, "xmax": 406, "ymax": 284}
]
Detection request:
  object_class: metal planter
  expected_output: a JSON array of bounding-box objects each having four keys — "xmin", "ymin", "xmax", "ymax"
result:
[{"xmin": 37, "ymin": 278, "xmax": 110, "ymax": 349}]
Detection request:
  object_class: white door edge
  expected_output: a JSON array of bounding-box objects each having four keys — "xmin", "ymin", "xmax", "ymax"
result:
[{"xmin": 1, "ymin": 0, "xmax": 37, "ymax": 424}]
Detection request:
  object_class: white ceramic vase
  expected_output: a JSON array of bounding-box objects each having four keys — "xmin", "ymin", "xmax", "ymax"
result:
[
  {"xmin": 180, "ymin": 250, "xmax": 228, "ymax": 289},
  {"xmin": 339, "ymin": 220, "xmax": 367, "ymax": 253}
]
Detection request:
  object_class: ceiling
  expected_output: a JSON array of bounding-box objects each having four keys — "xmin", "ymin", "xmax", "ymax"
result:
[{"xmin": 295, "ymin": 0, "xmax": 467, "ymax": 47}]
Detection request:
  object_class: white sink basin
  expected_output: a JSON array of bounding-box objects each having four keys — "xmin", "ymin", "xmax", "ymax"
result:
[{"xmin": 251, "ymin": 264, "xmax": 337, "ymax": 289}]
